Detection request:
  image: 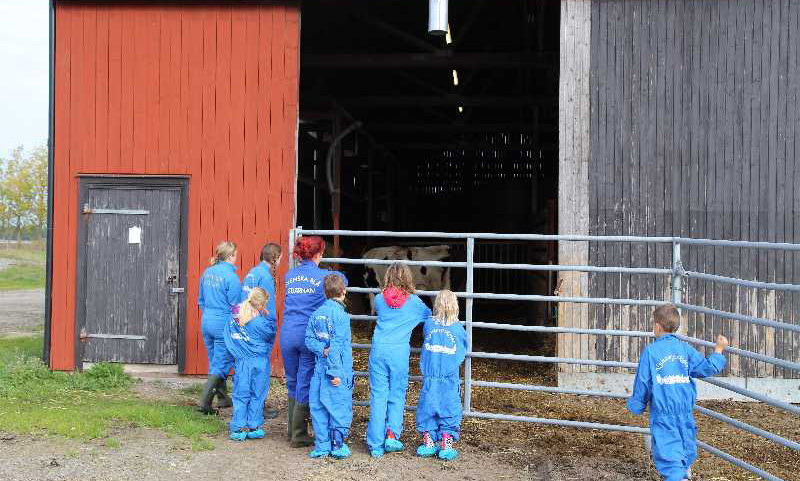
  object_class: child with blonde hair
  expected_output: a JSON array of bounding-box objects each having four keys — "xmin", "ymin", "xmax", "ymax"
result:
[
  {"xmin": 224, "ymin": 287, "xmax": 277, "ymax": 441},
  {"xmin": 415, "ymin": 290, "xmax": 467, "ymax": 460},
  {"xmin": 366, "ymin": 263, "xmax": 432, "ymax": 458}
]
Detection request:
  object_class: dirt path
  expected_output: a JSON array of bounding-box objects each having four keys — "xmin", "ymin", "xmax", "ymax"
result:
[{"xmin": 0, "ymin": 288, "xmax": 44, "ymax": 337}]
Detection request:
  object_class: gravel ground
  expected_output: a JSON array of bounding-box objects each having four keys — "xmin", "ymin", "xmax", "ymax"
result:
[{"xmin": 0, "ymin": 288, "xmax": 44, "ymax": 337}]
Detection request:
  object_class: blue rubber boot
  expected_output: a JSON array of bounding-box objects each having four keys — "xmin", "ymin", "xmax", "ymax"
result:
[
  {"xmin": 331, "ymin": 431, "xmax": 351, "ymax": 459},
  {"xmin": 230, "ymin": 431, "xmax": 247, "ymax": 442},
  {"xmin": 437, "ymin": 434, "xmax": 458, "ymax": 461},
  {"xmin": 384, "ymin": 429, "xmax": 404, "ymax": 453},
  {"xmin": 246, "ymin": 429, "xmax": 265, "ymax": 439},
  {"xmin": 416, "ymin": 431, "xmax": 438, "ymax": 458}
]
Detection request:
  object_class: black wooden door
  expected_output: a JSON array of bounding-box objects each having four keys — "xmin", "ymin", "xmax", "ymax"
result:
[{"xmin": 80, "ymin": 185, "xmax": 182, "ymax": 364}]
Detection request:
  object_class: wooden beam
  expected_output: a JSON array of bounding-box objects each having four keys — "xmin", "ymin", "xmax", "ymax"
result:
[
  {"xmin": 383, "ymin": 142, "xmax": 557, "ymax": 152},
  {"xmin": 367, "ymin": 123, "xmax": 557, "ymax": 134},
  {"xmin": 305, "ymin": 95, "xmax": 556, "ymax": 108},
  {"xmin": 301, "ymin": 52, "xmax": 557, "ymax": 69}
]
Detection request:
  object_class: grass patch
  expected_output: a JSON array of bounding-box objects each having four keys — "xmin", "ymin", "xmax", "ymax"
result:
[
  {"xmin": 0, "ymin": 336, "xmax": 224, "ymax": 448},
  {"xmin": 0, "ymin": 245, "xmax": 46, "ymax": 291}
]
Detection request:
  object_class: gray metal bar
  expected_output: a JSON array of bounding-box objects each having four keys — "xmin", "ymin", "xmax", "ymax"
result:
[
  {"xmin": 464, "ymin": 411, "xmax": 650, "ymax": 434},
  {"xmin": 672, "ymin": 241, "xmax": 682, "ymax": 304},
  {"xmin": 324, "ymin": 257, "xmax": 466, "ymax": 268},
  {"xmin": 694, "ymin": 406, "xmax": 800, "ymax": 452},
  {"xmin": 677, "ymin": 303, "xmax": 800, "ymax": 334},
  {"xmin": 678, "ymin": 237, "xmax": 800, "ymax": 252},
  {"xmin": 470, "ymin": 322, "xmax": 656, "ymax": 338},
  {"xmin": 469, "ymin": 351, "xmax": 638, "ymax": 368},
  {"xmin": 84, "ymin": 334, "xmax": 146, "ymax": 340},
  {"xmin": 684, "ymin": 270, "xmax": 800, "ymax": 292},
  {"xmin": 699, "ymin": 378, "xmax": 800, "ymax": 415},
  {"xmin": 471, "ymin": 380, "xmax": 629, "ymax": 399},
  {"xmin": 676, "ymin": 334, "xmax": 800, "ymax": 373},
  {"xmin": 696, "ymin": 441, "xmax": 785, "ymax": 481},
  {"xmin": 83, "ymin": 207, "xmax": 149, "ymax": 215},
  {"xmin": 464, "ymin": 237, "xmax": 475, "ymax": 412},
  {"xmin": 352, "ymin": 342, "xmax": 422, "ymax": 354},
  {"xmin": 354, "ymin": 370, "xmax": 424, "ymax": 382}
]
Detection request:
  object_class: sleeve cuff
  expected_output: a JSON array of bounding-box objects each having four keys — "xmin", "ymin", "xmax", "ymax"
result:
[{"xmin": 627, "ymin": 398, "xmax": 646, "ymax": 415}]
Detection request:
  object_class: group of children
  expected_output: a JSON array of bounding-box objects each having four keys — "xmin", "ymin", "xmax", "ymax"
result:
[{"xmin": 201, "ymin": 239, "xmax": 730, "ymax": 480}]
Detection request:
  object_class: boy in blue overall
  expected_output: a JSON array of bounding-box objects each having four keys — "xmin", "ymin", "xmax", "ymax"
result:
[
  {"xmin": 415, "ymin": 290, "xmax": 467, "ymax": 461},
  {"xmin": 304, "ymin": 274, "xmax": 353, "ymax": 459},
  {"xmin": 627, "ymin": 305, "xmax": 728, "ymax": 481},
  {"xmin": 224, "ymin": 287, "xmax": 277, "ymax": 441}
]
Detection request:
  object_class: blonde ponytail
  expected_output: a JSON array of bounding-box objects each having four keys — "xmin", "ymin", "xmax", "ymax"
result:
[
  {"xmin": 238, "ymin": 287, "xmax": 268, "ymax": 326},
  {"xmin": 433, "ymin": 289, "xmax": 459, "ymax": 326},
  {"xmin": 210, "ymin": 241, "xmax": 237, "ymax": 265}
]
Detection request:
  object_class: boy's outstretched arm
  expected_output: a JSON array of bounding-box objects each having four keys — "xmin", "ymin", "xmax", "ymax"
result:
[
  {"xmin": 689, "ymin": 335, "xmax": 728, "ymax": 378},
  {"xmin": 627, "ymin": 351, "xmax": 652, "ymax": 415}
]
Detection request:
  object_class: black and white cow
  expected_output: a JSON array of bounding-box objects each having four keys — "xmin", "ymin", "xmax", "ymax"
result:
[{"xmin": 362, "ymin": 245, "xmax": 451, "ymax": 314}]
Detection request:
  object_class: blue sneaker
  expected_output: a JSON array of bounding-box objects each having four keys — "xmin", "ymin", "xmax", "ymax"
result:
[
  {"xmin": 384, "ymin": 438, "xmax": 404, "ymax": 453},
  {"xmin": 416, "ymin": 432, "xmax": 437, "ymax": 458},
  {"xmin": 331, "ymin": 443, "xmax": 351, "ymax": 459},
  {"xmin": 370, "ymin": 448, "xmax": 385, "ymax": 459},
  {"xmin": 230, "ymin": 431, "xmax": 247, "ymax": 442},
  {"xmin": 438, "ymin": 434, "xmax": 458, "ymax": 461},
  {"xmin": 246, "ymin": 429, "xmax": 265, "ymax": 439},
  {"xmin": 309, "ymin": 448, "xmax": 330, "ymax": 459}
]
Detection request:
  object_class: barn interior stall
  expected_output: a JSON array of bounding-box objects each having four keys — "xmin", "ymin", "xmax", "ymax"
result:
[{"xmin": 295, "ymin": 0, "xmax": 560, "ymax": 352}]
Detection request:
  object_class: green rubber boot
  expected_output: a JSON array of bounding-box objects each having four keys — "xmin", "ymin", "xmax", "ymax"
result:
[
  {"xmin": 286, "ymin": 397, "xmax": 295, "ymax": 441},
  {"xmin": 197, "ymin": 375, "xmax": 221, "ymax": 414},
  {"xmin": 290, "ymin": 402, "xmax": 314, "ymax": 448}
]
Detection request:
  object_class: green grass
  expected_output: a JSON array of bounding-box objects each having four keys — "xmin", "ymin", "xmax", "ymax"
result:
[
  {"xmin": 0, "ymin": 336, "xmax": 224, "ymax": 450},
  {"xmin": 0, "ymin": 245, "xmax": 46, "ymax": 291}
]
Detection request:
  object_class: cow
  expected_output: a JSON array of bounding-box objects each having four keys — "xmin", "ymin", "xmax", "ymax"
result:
[{"xmin": 362, "ymin": 245, "xmax": 452, "ymax": 314}]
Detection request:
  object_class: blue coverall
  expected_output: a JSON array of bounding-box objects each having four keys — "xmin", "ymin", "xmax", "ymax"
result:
[
  {"xmin": 304, "ymin": 299, "xmax": 354, "ymax": 452},
  {"xmin": 242, "ymin": 261, "xmax": 277, "ymax": 324},
  {"xmin": 280, "ymin": 260, "xmax": 347, "ymax": 404},
  {"xmin": 224, "ymin": 313, "xmax": 277, "ymax": 433},
  {"xmin": 627, "ymin": 334, "xmax": 726, "ymax": 481},
  {"xmin": 366, "ymin": 293, "xmax": 432, "ymax": 452},
  {"xmin": 198, "ymin": 261, "xmax": 242, "ymax": 378},
  {"xmin": 416, "ymin": 317, "xmax": 467, "ymax": 442}
]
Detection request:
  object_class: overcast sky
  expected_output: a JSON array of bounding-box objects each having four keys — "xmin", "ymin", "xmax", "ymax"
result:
[{"xmin": 0, "ymin": 1, "xmax": 48, "ymax": 158}]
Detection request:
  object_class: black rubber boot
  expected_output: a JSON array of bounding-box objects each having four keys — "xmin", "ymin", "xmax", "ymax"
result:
[
  {"xmin": 197, "ymin": 375, "xmax": 221, "ymax": 414},
  {"xmin": 214, "ymin": 377, "xmax": 233, "ymax": 409},
  {"xmin": 286, "ymin": 397, "xmax": 295, "ymax": 441},
  {"xmin": 290, "ymin": 402, "xmax": 314, "ymax": 448},
  {"xmin": 264, "ymin": 407, "xmax": 279, "ymax": 420}
]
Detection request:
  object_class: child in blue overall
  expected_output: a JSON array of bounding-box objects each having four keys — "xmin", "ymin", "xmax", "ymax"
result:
[
  {"xmin": 304, "ymin": 274, "xmax": 353, "ymax": 459},
  {"xmin": 627, "ymin": 305, "xmax": 728, "ymax": 481},
  {"xmin": 197, "ymin": 241, "xmax": 242, "ymax": 413},
  {"xmin": 241, "ymin": 243, "xmax": 282, "ymax": 419},
  {"xmin": 224, "ymin": 287, "xmax": 277, "ymax": 441},
  {"xmin": 416, "ymin": 290, "xmax": 467, "ymax": 461},
  {"xmin": 367, "ymin": 263, "xmax": 432, "ymax": 458}
]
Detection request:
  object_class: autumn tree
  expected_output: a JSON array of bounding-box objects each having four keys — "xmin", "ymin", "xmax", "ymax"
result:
[{"xmin": 0, "ymin": 145, "xmax": 48, "ymax": 241}]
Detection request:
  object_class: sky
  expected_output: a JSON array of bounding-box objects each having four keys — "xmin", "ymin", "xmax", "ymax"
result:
[{"xmin": 0, "ymin": 1, "xmax": 49, "ymax": 159}]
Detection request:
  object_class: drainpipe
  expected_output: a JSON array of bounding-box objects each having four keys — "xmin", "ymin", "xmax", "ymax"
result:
[
  {"xmin": 428, "ymin": 0, "xmax": 448, "ymax": 36},
  {"xmin": 43, "ymin": 0, "xmax": 56, "ymax": 366}
]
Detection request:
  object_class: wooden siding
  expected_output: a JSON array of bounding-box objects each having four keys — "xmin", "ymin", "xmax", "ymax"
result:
[
  {"xmin": 51, "ymin": 1, "xmax": 300, "ymax": 374},
  {"xmin": 588, "ymin": 0, "xmax": 800, "ymax": 378}
]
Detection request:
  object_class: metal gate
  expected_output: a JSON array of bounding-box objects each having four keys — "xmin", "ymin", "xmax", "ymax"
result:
[{"xmin": 291, "ymin": 228, "xmax": 799, "ymax": 481}]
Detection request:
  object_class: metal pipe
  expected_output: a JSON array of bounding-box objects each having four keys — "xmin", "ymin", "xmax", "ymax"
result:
[
  {"xmin": 428, "ymin": 0, "xmax": 448, "ymax": 36},
  {"xmin": 464, "ymin": 411, "xmax": 650, "ymax": 434},
  {"xmin": 464, "ymin": 237, "xmax": 474, "ymax": 412},
  {"xmin": 694, "ymin": 406, "xmax": 800, "ymax": 452},
  {"xmin": 699, "ymin": 378, "xmax": 800, "ymax": 415},
  {"xmin": 684, "ymin": 270, "xmax": 800, "ymax": 292},
  {"xmin": 671, "ymin": 241, "xmax": 683, "ymax": 305},
  {"xmin": 676, "ymin": 334, "xmax": 800, "ymax": 373},
  {"xmin": 468, "ymin": 351, "xmax": 638, "ymax": 368},
  {"xmin": 677, "ymin": 303, "xmax": 800, "ymax": 334},
  {"xmin": 696, "ymin": 441, "xmax": 785, "ymax": 481}
]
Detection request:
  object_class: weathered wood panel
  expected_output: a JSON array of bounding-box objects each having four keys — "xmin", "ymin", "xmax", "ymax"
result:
[
  {"xmin": 50, "ymin": 2, "xmax": 300, "ymax": 374},
  {"xmin": 588, "ymin": 0, "xmax": 800, "ymax": 379}
]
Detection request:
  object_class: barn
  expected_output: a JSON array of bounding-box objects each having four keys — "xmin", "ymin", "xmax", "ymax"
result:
[{"xmin": 44, "ymin": 0, "xmax": 800, "ymax": 396}]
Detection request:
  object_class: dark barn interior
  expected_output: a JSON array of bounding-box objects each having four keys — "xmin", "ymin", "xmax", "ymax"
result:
[{"xmin": 296, "ymin": 0, "xmax": 560, "ymax": 350}]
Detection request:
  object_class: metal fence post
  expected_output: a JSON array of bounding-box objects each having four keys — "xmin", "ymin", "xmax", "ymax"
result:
[
  {"xmin": 464, "ymin": 237, "xmax": 475, "ymax": 413},
  {"xmin": 671, "ymin": 240, "xmax": 682, "ymax": 305},
  {"xmin": 289, "ymin": 227, "xmax": 299, "ymax": 269}
]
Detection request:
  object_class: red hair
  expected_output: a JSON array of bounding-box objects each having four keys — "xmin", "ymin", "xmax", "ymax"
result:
[{"xmin": 293, "ymin": 236, "xmax": 326, "ymax": 260}]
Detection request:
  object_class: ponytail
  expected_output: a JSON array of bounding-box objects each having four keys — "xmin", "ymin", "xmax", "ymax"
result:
[
  {"xmin": 238, "ymin": 287, "xmax": 269, "ymax": 326},
  {"xmin": 210, "ymin": 241, "xmax": 237, "ymax": 265},
  {"xmin": 260, "ymin": 243, "xmax": 282, "ymax": 282}
]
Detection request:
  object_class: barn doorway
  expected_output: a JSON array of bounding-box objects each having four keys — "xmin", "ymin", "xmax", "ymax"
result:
[
  {"xmin": 76, "ymin": 178, "xmax": 188, "ymax": 368},
  {"xmin": 296, "ymin": 1, "xmax": 560, "ymax": 353}
]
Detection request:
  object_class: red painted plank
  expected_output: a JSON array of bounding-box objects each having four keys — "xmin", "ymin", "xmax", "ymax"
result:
[
  {"xmin": 214, "ymin": 8, "xmax": 232, "ymax": 245},
  {"xmin": 107, "ymin": 7, "xmax": 122, "ymax": 173},
  {"xmin": 82, "ymin": 5, "xmax": 97, "ymax": 173},
  {"xmin": 167, "ymin": 8, "xmax": 183, "ymax": 175},
  {"xmin": 242, "ymin": 11, "xmax": 260, "ymax": 273},
  {"xmin": 131, "ymin": 10, "xmax": 147, "ymax": 173},
  {"xmin": 94, "ymin": 8, "xmax": 109, "ymax": 173},
  {"xmin": 229, "ymin": 9, "xmax": 246, "ymax": 264},
  {"xmin": 257, "ymin": 6, "xmax": 273, "ymax": 245},
  {"xmin": 158, "ymin": 9, "xmax": 172, "ymax": 174},
  {"xmin": 120, "ymin": 6, "xmax": 135, "ymax": 173}
]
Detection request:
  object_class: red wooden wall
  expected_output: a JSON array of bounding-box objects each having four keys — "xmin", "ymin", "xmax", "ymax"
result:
[{"xmin": 50, "ymin": 1, "xmax": 300, "ymax": 374}]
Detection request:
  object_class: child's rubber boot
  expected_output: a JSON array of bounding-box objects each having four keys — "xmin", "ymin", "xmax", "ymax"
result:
[
  {"xmin": 416, "ymin": 431, "xmax": 438, "ymax": 458},
  {"xmin": 246, "ymin": 429, "xmax": 265, "ymax": 439},
  {"xmin": 330, "ymin": 430, "xmax": 351, "ymax": 459},
  {"xmin": 214, "ymin": 378, "xmax": 233, "ymax": 409},
  {"xmin": 286, "ymin": 397, "xmax": 295, "ymax": 441},
  {"xmin": 384, "ymin": 429, "xmax": 404, "ymax": 453},
  {"xmin": 230, "ymin": 431, "xmax": 247, "ymax": 442},
  {"xmin": 289, "ymin": 402, "xmax": 314, "ymax": 448},
  {"xmin": 308, "ymin": 448, "xmax": 330, "ymax": 459},
  {"xmin": 196, "ymin": 375, "xmax": 221, "ymax": 414},
  {"xmin": 437, "ymin": 434, "xmax": 458, "ymax": 461},
  {"xmin": 370, "ymin": 448, "xmax": 385, "ymax": 459}
]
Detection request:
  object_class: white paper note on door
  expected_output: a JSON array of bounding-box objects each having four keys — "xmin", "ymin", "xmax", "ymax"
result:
[{"xmin": 128, "ymin": 226, "xmax": 142, "ymax": 244}]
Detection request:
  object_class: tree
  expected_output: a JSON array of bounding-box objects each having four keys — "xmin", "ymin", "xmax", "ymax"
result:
[{"xmin": 0, "ymin": 145, "xmax": 48, "ymax": 241}]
